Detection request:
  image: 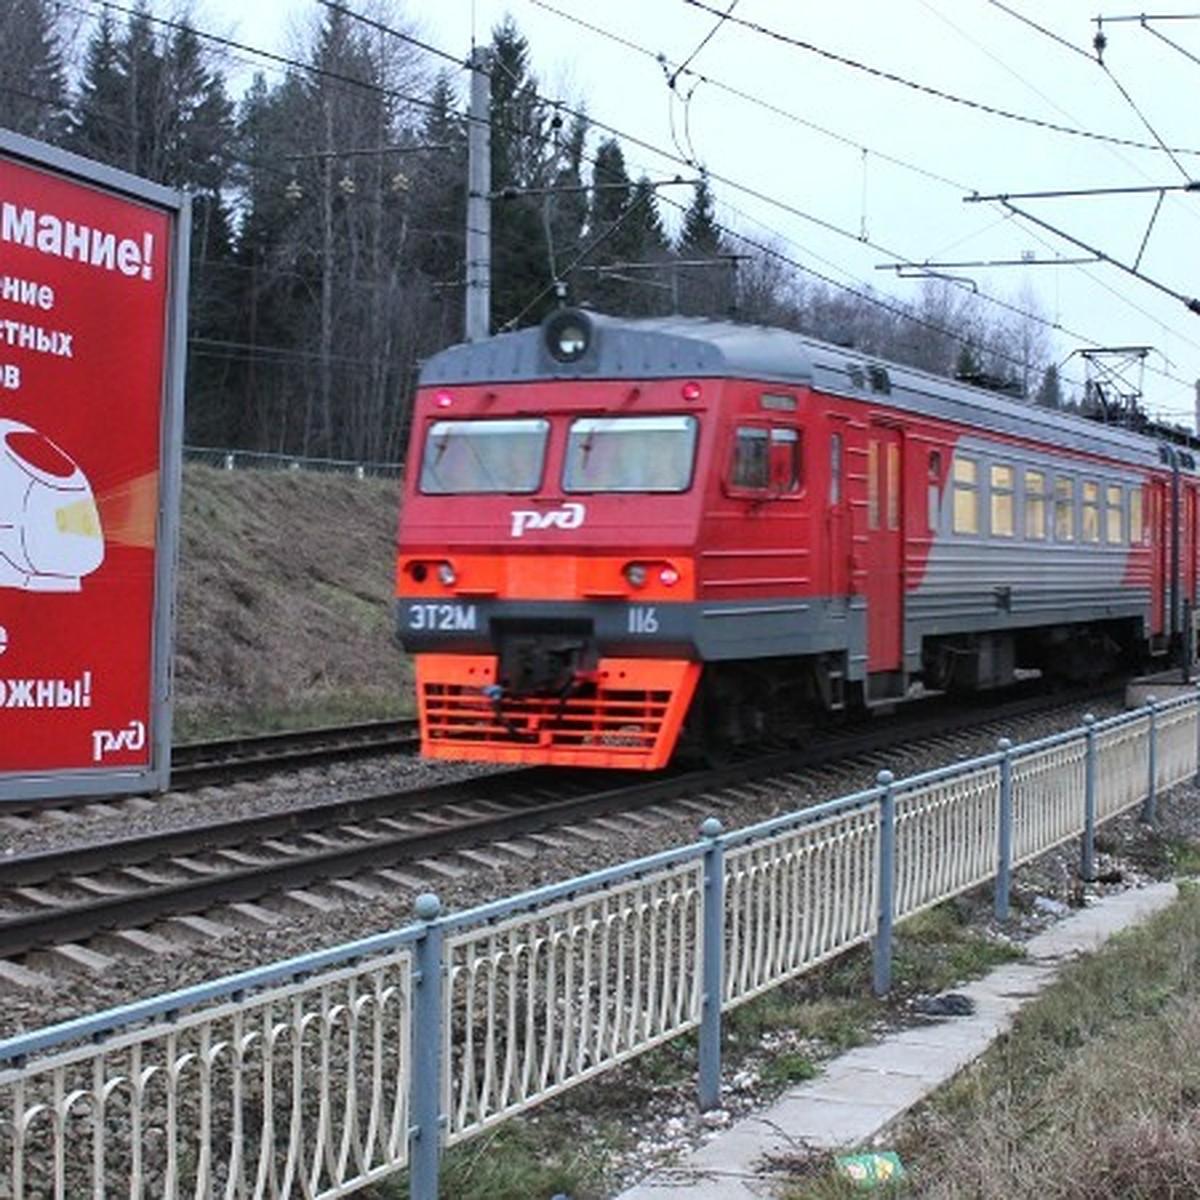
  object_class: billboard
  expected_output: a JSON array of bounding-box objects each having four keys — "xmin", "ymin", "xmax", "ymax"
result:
[{"xmin": 0, "ymin": 131, "xmax": 189, "ymax": 802}]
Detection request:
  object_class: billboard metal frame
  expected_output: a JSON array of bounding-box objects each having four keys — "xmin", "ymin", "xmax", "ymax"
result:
[{"xmin": 0, "ymin": 130, "xmax": 190, "ymax": 803}]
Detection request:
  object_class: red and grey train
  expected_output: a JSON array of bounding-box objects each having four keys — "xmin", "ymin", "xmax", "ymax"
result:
[{"xmin": 394, "ymin": 307, "xmax": 1199, "ymax": 770}]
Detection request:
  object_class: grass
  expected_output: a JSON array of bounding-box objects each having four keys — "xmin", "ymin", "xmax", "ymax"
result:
[
  {"xmin": 775, "ymin": 883, "xmax": 1200, "ymax": 1199},
  {"xmin": 173, "ymin": 687, "xmax": 412, "ymax": 742},
  {"xmin": 375, "ymin": 898, "xmax": 1021, "ymax": 1200}
]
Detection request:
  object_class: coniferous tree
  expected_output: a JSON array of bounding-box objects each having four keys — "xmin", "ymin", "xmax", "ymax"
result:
[
  {"xmin": 489, "ymin": 18, "xmax": 559, "ymax": 330},
  {"xmin": 0, "ymin": 0, "xmax": 69, "ymax": 141},
  {"xmin": 544, "ymin": 110, "xmax": 588, "ymax": 299},
  {"xmin": 228, "ymin": 70, "xmax": 315, "ymax": 450},
  {"xmin": 227, "ymin": 6, "xmax": 431, "ymax": 462},
  {"xmin": 675, "ymin": 169, "xmax": 731, "ymax": 315},
  {"xmin": 579, "ymin": 137, "xmax": 635, "ymax": 312},
  {"xmin": 678, "ymin": 169, "xmax": 722, "ymax": 257},
  {"xmin": 407, "ymin": 72, "xmax": 468, "ymax": 345},
  {"xmin": 1036, "ymin": 364, "xmax": 1064, "ymax": 409},
  {"xmin": 69, "ymin": 9, "xmax": 127, "ymax": 164},
  {"xmin": 624, "ymin": 175, "xmax": 673, "ymax": 315}
]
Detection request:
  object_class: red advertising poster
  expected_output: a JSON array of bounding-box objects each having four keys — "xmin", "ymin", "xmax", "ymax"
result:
[{"xmin": 0, "ymin": 153, "xmax": 173, "ymax": 775}]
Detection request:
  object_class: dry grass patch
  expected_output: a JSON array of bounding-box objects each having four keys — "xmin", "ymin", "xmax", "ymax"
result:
[{"xmin": 775, "ymin": 884, "xmax": 1200, "ymax": 1199}]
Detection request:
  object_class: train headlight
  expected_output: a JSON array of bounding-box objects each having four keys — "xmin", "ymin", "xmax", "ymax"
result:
[
  {"xmin": 544, "ymin": 309, "xmax": 592, "ymax": 363},
  {"xmin": 624, "ymin": 561, "xmax": 680, "ymax": 590},
  {"xmin": 436, "ymin": 561, "xmax": 457, "ymax": 587}
]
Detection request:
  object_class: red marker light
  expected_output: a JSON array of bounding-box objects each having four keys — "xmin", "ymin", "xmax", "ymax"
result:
[
  {"xmin": 659, "ymin": 566, "xmax": 680, "ymax": 587},
  {"xmin": 682, "ymin": 381, "xmax": 702, "ymax": 402},
  {"xmin": 435, "ymin": 391, "xmax": 453, "ymax": 408}
]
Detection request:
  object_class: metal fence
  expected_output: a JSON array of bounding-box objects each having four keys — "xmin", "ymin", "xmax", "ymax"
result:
[
  {"xmin": 2, "ymin": 691, "xmax": 1197, "ymax": 1198},
  {"xmin": 183, "ymin": 446, "xmax": 402, "ymax": 479}
]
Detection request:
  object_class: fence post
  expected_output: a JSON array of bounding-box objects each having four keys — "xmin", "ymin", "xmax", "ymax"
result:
[
  {"xmin": 1081, "ymin": 714, "xmax": 1097, "ymax": 882},
  {"xmin": 1194, "ymin": 683, "xmax": 1200, "ymax": 786},
  {"xmin": 698, "ymin": 816, "xmax": 725, "ymax": 1112},
  {"xmin": 994, "ymin": 738, "xmax": 1013, "ymax": 921},
  {"xmin": 873, "ymin": 770, "xmax": 896, "ymax": 997},
  {"xmin": 1142, "ymin": 696, "xmax": 1158, "ymax": 824},
  {"xmin": 409, "ymin": 893, "xmax": 445, "ymax": 1200}
]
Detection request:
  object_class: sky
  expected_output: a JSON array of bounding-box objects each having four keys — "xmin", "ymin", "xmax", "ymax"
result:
[{"xmin": 137, "ymin": 0, "xmax": 1200, "ymax": 426}]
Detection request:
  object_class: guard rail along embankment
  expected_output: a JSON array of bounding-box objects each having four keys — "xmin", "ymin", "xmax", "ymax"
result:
[{"xmin": 2, "ymin": 691, "xmax": 1196, "ymax": 1198}]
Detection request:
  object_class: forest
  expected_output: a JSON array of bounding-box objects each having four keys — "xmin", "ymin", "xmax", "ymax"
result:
[{"xmin": 1, "ymin": 0, "xmax": 1071, "ymax": 465}]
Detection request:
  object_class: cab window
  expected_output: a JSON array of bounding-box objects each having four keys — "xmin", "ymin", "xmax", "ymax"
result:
[
  {"xmin": 420, "ymin": 418, "xmax": 548, "ymax": 494},
  {"xmin": 563, "ymin": 415, "xmax": 697, "ymax": 493}
]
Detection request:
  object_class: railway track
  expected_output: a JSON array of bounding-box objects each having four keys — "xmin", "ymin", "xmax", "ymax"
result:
[
  {"xmin": 0, "ymin": 686, "xmax": 1124, "ymax": 969},
  {"xmin": 170, "ymin": 717, "xmax": 420, "ymax": 789}
]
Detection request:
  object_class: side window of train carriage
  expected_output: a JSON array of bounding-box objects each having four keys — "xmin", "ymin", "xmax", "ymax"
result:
[
  {"xmin": 1025, "ymin": 470, "xmax": 1048, "ymax": 539},
  {"xmin": 1130, "ymin": 485, "xmax": 1145, "ymax": 544},
  {"xmin": 952, "ymin": 454, "xmax": 980, "ymax": 535},
  {"xmin": 1081, "ymin": 481, "xmax": 1101, "ymax": 543},
  {"xmin": 729, "ymin": 425, "xmax": 801, "ymax": 495},
  {"xmin": 563, "ymin": 415, "xmax": 698, "ymax": 492},
  {"xmin": 927, "ymin": 451, "xmax": 942, "ymax": 532},
  {"xmin": 990, "ymin": 464, "xmax": 1015, "ymax": 537},
  {"xmin": 1106, "ymin": 484, "xmax": 1125, "ymax": 544},
  {"xmin": 1054, "ymin": 475, "xmax": 1075, "ymax": 541},
  {"xmin": 419, "ymin": 418, "xmax": 549, "ymax": 493}
]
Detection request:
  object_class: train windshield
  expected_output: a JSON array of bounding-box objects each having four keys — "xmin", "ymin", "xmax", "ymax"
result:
[
  {"xmin": 419, "ymin": 419, "xmax": 549, "ymax": 493},
  {"xmin": 563, "ymin": 416, "xmax": 698, "ymax": 493}
]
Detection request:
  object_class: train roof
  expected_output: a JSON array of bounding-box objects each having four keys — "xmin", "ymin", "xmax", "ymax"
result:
[{"xmin": 418, "ymin": 310, "xmax": 1191, "ymax": 473}]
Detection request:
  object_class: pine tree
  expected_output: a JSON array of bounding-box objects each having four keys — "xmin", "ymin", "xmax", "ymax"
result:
[
  {"xmin": 544, "ymin": 110, "xmax": 588, "ymax": 297},
  {"xmin": 624, "ymin": 175, "xmax": 673, "ymax": 315},
  {"xmin": 1036, "ymin": 364, "xmax": 1064, "ymax": 409},
  {"xmin": 0, "ymin": 0, "xmax": 69, "ymax": 141},
  {"xmin": 408, "ymin": 71, "xmax": 467, "ymax": 340},
  {"xmin": 69, "ymin": 9, "xmax": 127, "ymax": 164},
  {"xmin": 579, "ymin": 137, "xmax": 634, "ymax": 312},
  {"xmin": 675, "ymin": 169, "xmax": 730, "ymax": 316},
  {"xmin": 678, "ymin": 169, "xmax": 723, "ymax": 257},
  {"xmin": 489, "ymin": 18, "xmax": 558, "ymax": 329}
]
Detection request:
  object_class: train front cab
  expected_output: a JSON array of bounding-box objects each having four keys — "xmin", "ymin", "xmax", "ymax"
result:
[{"xmin": 396, "ymin": 334, "xmax": 715, "ymax": 769}]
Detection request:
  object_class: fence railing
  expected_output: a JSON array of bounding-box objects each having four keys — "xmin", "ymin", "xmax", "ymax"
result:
[
  {"xmin": 183, "ymin": 446, "xmax": 402, "ymax": 479},
  {"xmin": 2, "ymin": 690, "xmax": 1197, "ymax": 1198}
]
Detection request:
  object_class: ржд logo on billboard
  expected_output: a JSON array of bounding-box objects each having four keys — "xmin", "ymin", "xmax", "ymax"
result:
[{"xmin": 0, "ymin": 135, "xmax": 186, "ymax": 795}]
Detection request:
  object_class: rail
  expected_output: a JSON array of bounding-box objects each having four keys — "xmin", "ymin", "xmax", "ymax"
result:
[{"xmin": 1, "ymin": 690, "xmax": 1197, "ymax": 1199}]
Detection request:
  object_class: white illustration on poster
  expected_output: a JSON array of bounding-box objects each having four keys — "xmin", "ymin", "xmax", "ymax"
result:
[{"xmin": 0, "ymin": 417, "xmax": 104, "ymax": 591}]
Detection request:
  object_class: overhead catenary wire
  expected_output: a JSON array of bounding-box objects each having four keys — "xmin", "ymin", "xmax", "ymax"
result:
[
  {"xmin": 679, "ymin": 0, "xmax": 1200, "ymax": 159},
  {"xmin": 77, "ymin": 0, "xmax": 1180, "ymax": 375},
  {"xmin": 50, "ymin": 0, "xmax": 1200, "ymax": 417},
  {"xmin": 513, "ymin": 0, "xmax": 1200, "ymax": 409}
]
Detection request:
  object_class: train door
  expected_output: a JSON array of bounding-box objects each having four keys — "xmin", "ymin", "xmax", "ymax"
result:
[
  {"xmin": 1150, "ymin": 479, "xmax": 1168, "ymax": 640},
  {"xmin": 1186, "ymin": 484, "xmax": 1198, "ymax": 657},
  {"xmin": 866, "ymin": 424, "xmax": 903, "ymax": 672},
  {"xmin": 827, "ymin": 420, "xmax": 850, "ymax": 596}
]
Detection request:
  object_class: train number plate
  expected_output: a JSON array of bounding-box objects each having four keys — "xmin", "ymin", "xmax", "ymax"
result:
[{"xmin": 407, "ymin": 603, "xmax": 478, "ymax": 632}]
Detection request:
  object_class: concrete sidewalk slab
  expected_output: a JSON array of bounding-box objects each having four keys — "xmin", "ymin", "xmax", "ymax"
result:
[{"xmin": 615, "ymin": 880, "xmax": 1180, "ymax": 1200}]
